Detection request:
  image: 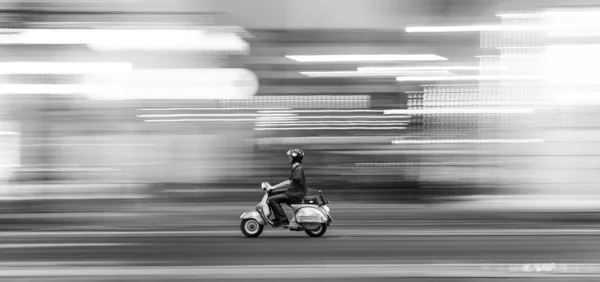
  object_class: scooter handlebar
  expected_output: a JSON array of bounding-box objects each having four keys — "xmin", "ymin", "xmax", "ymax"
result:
[{"xmin": 261, "ymin": 182, "xmax": 271, "ymax": 190}]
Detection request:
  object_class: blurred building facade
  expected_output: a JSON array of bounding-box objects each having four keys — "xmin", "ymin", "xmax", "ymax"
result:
[{"xmin": 1, "ymin": 0, "xmax": 600, "ymax": 202}]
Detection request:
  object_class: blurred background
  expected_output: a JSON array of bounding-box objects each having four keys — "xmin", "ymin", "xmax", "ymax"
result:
[
  {"xmin": 2, "ymin": 1, "xmax": 600, "ymax": 280},
  {"xmin": 1, "ymin": 0, "xmax": 600, "ymax": 206}
]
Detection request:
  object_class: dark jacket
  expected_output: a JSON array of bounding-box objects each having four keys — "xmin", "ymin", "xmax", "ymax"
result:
[{"xmin": 286, "ymin": 163, "xmax": 307, "ymax": 201}]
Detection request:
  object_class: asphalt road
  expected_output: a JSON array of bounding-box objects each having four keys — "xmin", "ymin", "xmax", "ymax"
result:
[
  {"xmin": 1, "ymin": 228, "xmax": 600, "ymax": 281},
  {"xmin": 3, "ymin": 200, "xmax": 600, "ymax": 281}
]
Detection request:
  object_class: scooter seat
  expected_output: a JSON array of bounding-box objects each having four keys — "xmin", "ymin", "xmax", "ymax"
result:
[
  {"xmin": 290, "ymin": 204, "xmax": 321, "ymax": 212},
  {"xmin": 302, "ymin": 196, "xmax": 322, "ymax": 205},
  {"xmin": 290, "ymin": 204, "xmax": 305, "ymax": 211}
]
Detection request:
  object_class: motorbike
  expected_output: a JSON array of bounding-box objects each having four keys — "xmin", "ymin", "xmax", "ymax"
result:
[{"xmin": 240, "ymin": 182, "xmax": 333, "ymax": 238}]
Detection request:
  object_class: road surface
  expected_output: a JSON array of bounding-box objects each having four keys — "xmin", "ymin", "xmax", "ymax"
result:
[{"xmin": 1, "ymin": 227, "xmax": 600, "ymax": 281}]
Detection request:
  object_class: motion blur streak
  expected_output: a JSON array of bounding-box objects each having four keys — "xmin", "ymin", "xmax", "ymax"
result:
[
  {"xmin": 406, "ymin": 25, "xmax": 549, "ymax": 32},
  {"xmin": 0, "ymin": 62, "xmax": 133, "ymax": 75},
  {"xmin": 136, "ymin": 114, "xmax": 296, "ymax": 118},
  {"xmin": 396, "ymin": 75, "xmax": 545, "ymax": 81},
  {"xmin": 3, "ymin": 1, "xmax": 600, "ymax": 281},
  {"xmin": 257, "ymin": 109, "xmax": 383, "ymax": 113},
  {"xmin": 137, "ymin": 108, "xmax": 292, "ymax": 111},
  {"xmin": 255, "ymin": 127, "xmax": 407, "ymax": 131},
  {"xmin": 255, "ymin": 121, "xmax": 409, "ymax": 126},
  {"xmin": 384, "ymin": 108, "xmax": 535, "ymax": 114},
  {"xmin": 286, "ymin": 54, "xmax": 447, "ymax": 62},
  {"xmin": 143, "ymin": 119, "xmax": 260, "ymax": 122},
  {"xmin": 358, "ymin": 66, "xmax": 508, "ymax": 71},
  {"xmin": 0, "ymin": 29, "xmax": 249, "ymax": 52},
  {"xmin": 300, "ymin": 70, "xmax": 455, "ymax": 77},
  {"xmin": 391, "ymin": 139, "xmax": 545, "ymax": 144},
  {"xmin": 255, "ymin": 115, "xmax": 409, "ymax": 119}
]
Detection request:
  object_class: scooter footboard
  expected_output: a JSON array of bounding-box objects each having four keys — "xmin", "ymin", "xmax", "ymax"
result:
[{"xmin": 295, "ymin": 207, "xmax": 328, "ymax": 223}]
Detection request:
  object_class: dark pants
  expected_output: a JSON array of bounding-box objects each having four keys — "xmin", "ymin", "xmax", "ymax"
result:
[{"xmin": 267, "ymin": 192, "xmax": 299, "ymax": 223}]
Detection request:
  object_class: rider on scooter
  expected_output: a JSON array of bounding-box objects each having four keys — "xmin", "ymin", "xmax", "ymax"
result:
[{"xmin": 266, "ymin": 148, "xmax": 307, "ymax": 227}]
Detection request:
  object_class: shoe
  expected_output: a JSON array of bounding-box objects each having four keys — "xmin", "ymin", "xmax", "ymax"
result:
[
  {"xmin": 271, "ymin": 220, "xmax": 282, "ymax": 228},
  {"xmin": 272, "ymin": 219, "xmax": 289, "ymax": 227}
]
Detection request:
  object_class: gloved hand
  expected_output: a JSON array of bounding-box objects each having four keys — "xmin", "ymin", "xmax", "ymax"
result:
[{"xmin": 261, "ymin": 182, "xmax": 272, "ymax": 190}]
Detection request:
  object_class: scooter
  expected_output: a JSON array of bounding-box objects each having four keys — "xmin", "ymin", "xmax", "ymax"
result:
[{"xmin": 240, "ymin": 182, "xmax": 333, "ymax": 238}]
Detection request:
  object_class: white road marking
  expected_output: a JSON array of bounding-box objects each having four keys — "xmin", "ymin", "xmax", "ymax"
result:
[
  {"xmin": 0, "ymin": 230, "xmax": 239, "ymax": 237},
  {"xmin": 2, "ymin": 229, "xmax": 600, "ymax": 238},
  {"xmin": 335, "ymin": 229, "xmax": 600, "ymax": 236},
  {"xmin": 0, "ymin": 263, "xmax": 599, "ymax": 278},
  {"xmin": 0, "ymin": 261, "xmax": 144, "ymax": 266}
]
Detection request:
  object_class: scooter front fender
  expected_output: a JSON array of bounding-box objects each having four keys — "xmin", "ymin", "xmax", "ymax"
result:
[{"xmin": 240, "ymin": 210, "xmax": 265, "ymax": 225}]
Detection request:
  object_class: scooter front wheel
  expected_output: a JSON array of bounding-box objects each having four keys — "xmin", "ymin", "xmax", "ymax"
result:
[
  {"xmin": 241, "ymin": 219, "xmax": 263, "ymax": 238},
  {"xmin": 304, "ymin": 223, "xmax": 327, "ymax": 237}
]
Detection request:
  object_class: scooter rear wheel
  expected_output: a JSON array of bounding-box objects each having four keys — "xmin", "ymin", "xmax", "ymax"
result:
[
  {"xmin": 304, "ymin": 223, "xmax": 327, "ymax": 237},
  {"xmin": 241, "ymin": 219, "xmax": 263, "ymax": 238}
]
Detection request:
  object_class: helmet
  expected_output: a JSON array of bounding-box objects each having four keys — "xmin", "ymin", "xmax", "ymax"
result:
[{"xmin": 287, "ymin": 148, "xmax": 304, "ymax": 163}]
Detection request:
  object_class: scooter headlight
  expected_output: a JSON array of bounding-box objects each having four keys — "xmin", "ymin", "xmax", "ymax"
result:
[{"xmin": 322, "ymin": 206, "xmax": 330, "ymax": 213}]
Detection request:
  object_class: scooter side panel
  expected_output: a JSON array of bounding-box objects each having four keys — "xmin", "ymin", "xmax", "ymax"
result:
[
  {"xmin": 295, "ymin": 206, "xmax": 328, "ymax": 223},
  {"xmin": 240, "ymin": 210, "xmax": 266, "ymax": 225}
]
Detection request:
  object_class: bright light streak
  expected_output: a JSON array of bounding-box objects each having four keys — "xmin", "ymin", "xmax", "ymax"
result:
[
  {"xmin": 420, "ymin": 84, "xmax": 482, "ymax": 87},
  {"xmin": 257, "ymin": 110, "xmax": 384, "ymax": 113},
  {"xmin": 542, "ymin": 11, "xmax": 600, "ymax": 37},
  {"xmin": 409, "ymin": 15, "xmax": 600, "ymax": 34},
  {"xmin": 255, "ymin": 122, "xmax": 409, "ymax": 126},
  {"xmin": 256, "ymin": 120, "xmax": 408, "ymax": 124},
  {"xmin": 543, "ymin": 10, "xmax": 600, "ymax": 16},
  {"xmin": 300, "ymin": 70, "xmax": 454, "ymax": 77},
  {"xmin": 419, "ymin": 102, "xmax": 547, "ymax": 107},
  {"xmin": 255, "ymin": 136, "xmax": 403, "ymax": 145},
  {"xmin": 136, "ymin": 108, "xmax": 291, "ymax": 111},
  {"xmin": 0, "ymin": 67, "xmax": 258, "ymax": 100},
  {"xmin": 23, "ymin": 143, "xmax": 156, "ymax": 147},
  {"xmin": 17, "ymin": 168, "xmax": 121, "ymax": 172},
  {"xmin": 391, "ymin": 139, "xmax": 544, "ymax": 144},
  {"xmin": 496, "ymin": 13, "xmax": 542, "ymax": 19},
  {"xmin": 255, "ymin": 115, "xmax": 410, "ymax": 119},
  {"xmin": 136, "ymin": 114, "xmax": 296, "ymax": 118},
  {"xmin": 384, "ymin": 108, "xmax": 535, "ymax": 114},
  {"xmin": 286, "ymin": 54, "xmax": 447, "ymax": 62},
  {"xmin": 396, "ymin": 75, "xmax": 544, "ymax": 82},
  {"xmin": 0, "ymin": 84, "xmax": 258, "ymax": 99},
  {"xmin": 218, "ymin": 95, "xmax": 371, "ymax": 109},
  {"xmin": 358, "ymin": 66, "xmax": 508, "ymax": 72},
  {"xmin": 0, "ymin": 29, "xmax": 249, "ymax": 53},
  {"xmin": 495, "ymin": 46, "xmax": 546, "ymax": 49},
  {"xmin": 237, "ymin": 95, "xmax": 369, "ymax": 101},
  {"xmin": 0, "ymin": 84, "xmax": 106, "ymax": 95},
  {"xmin": 0, "ymin": 131, "xmax": 20, "ymax": 135},
  {"xmin": 356, "ymin": 162, "xmax": 501, "ymax": 166},
  {"xmin": 254, "ymin": 116, "xmax": 299, "ymax": 120},
  {"xmin": 405, "ymin": 25, "xmax": 548, "ymax": 33},
  {"xmin": 125, "ymin": 69, "xmax": 257, "ymax": 82},
  {"xmin": 0, "ymin": 62, "xmax": 132, "ymax": 75},
  {"xmin": 255, "ymin": 127, "xmax": 407, "ymax": 131},
  {"xmin": 144, "ymin": 119, "xmax": 263, "ymax": 123},
  {"xmin": 543, "ymin": 44, "xmax": 600, "ymax": 85}
]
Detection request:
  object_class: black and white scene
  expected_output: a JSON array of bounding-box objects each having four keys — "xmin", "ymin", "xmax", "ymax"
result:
[{"xmin": 1, "ymin": 0, "xmax": 600, "ymax": 281}]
